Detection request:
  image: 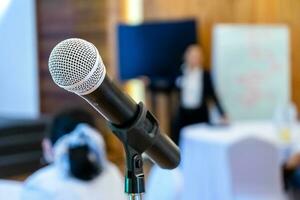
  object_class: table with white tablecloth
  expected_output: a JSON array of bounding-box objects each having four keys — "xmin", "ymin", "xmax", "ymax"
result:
[{"xmin": 179, "ymin": 121, "xmax": 299, "ymax": 200}]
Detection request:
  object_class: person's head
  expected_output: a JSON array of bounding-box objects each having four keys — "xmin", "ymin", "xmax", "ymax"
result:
[
  {"xmin": 54, "ymin": 124, "xmax": 106, "ymax": 181},
  {"xmin": 43, "ymin": 108, "xmax": 102, "ymax": 181},
  {"xmin": 183, "ymin": 44, "xmax": 204, "ymax": 69},
  {"xmin": 43, "ymin": 108, "xmax": 95, "ymax": 163}
]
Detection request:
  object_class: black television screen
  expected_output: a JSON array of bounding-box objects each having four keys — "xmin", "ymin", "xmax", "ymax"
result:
[{"xmin": 117, "ymin": 19, "xmax": 198, "ymax": 85}]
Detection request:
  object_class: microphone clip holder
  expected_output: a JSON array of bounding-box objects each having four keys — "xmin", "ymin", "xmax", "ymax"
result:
[
  {"xmin": 123, "ymin": 145, "xmax": 145, "ymax": 199},
  {"xmin": 109, "ymin": 102, "xmax": 156, "ymax": 199}
]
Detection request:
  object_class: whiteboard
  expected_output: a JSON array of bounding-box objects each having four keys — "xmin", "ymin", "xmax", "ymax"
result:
[
  {"xmin": 0, "ymin": 0, "xmax": 39, "ymax": 118},
  {"xmin": 212, "ymin": 24, "xmax": 290, "ymax": 121}
]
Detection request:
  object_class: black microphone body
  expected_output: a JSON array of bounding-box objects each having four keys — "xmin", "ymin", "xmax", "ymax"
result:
[
  {"xmin": 48, "ymin": 38, "xmax": 180, "ymax": 170},
  {"xmin": 81, "ymin": 75, "xmax": 180, "ymax": 169},
  {"xmin": 83, "ymin": 76, "xmax": 138, "ymax": 126}
]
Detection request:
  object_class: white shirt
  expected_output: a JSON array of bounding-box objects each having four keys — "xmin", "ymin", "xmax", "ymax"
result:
[
  {"xmin": 21, "ymin": 162, "xmax": 127, "ymax": 200},
  {"xmin": 180, "ymin": 67, "xmax": 203, "ymax": 109}
]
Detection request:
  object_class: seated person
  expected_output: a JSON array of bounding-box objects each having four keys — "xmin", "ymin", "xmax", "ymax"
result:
[
  {"xmin": 172, "ymin": 44, "xmax": 227, "ymax": 145},
  {"xmin": 284, "ymin": 153, "xmax": 300, "ymax": 191},
  {"xmin": 21, "ymin": 108, "xmax": 126, "ymax": 200}
]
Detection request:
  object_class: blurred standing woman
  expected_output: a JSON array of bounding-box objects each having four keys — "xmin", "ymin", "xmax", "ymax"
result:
[
  {"xmin": 172, "ymin": 45, "xmax": 227, "ymax": 145},
  {"xmin": 21, "ymin": 108, "xmax": 126, "ymax": 200}
]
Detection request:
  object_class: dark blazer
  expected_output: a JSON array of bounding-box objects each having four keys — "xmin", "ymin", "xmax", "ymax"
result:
[
  {"xmin": 172, "ymin": 70, "xmax": 225, "ymax": 144},
  {"xmin": 172, "ymin": 69, "xmax": 225, "ymax": 144},
  {"xmin": 201, "ymin": 70, "xmax": 224, "ymax": 115},
  {"xmin": 178, "ymin": 70, "xmax": 225, "ymax": 122}
]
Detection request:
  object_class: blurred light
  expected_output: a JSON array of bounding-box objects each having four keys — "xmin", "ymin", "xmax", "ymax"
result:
[
  {"xmin": 123, "ymin": 0, "xmax": 145, "ymax": 103},
  {"xmin": 0, "ymin": 0, "xmax": 11, "ymax": 21},
  {"xmin": 125, "ymin": 0, "xmax": 143, "ymax": 24},
  {"xmin": 124, "ymin": 79, "xmax": 146, "ymax": 104}
]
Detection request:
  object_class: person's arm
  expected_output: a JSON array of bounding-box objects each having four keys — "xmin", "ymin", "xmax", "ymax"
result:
[{"xmin": 205, "ymin": 71, "xmax": 225, "ymax": 117}]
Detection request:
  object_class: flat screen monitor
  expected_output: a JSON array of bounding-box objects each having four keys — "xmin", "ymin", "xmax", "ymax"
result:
[{"xmin": 117, "ymin": 19, "xmax": 198, "ymax": 87}]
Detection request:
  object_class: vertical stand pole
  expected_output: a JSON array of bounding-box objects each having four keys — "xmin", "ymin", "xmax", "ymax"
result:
[
  {"xmin": 124, "ymin": 146, "xmax": 145, "ymax": 200},
  {"xmin": 128, "ymin": 193, "xmax": 143, "ymax": 200},
  {"xmin": 109, "ymin": 102, "xmax": 180, "ymax": 199}
]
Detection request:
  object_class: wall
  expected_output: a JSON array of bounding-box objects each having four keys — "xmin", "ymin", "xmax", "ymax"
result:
[
  {"xmin": 37, "ymin": 0, "xmax": 125, "ymax": 169},
  {"xmin": 143, "ymin": 0, "xmax": 300, "ymax": 110},
  {"xmin": 37, "ymin": 0, "xmax": 110, "ymax": 114},
  {"xmin": 0, "ymin": 0, "xmax": 39, "ymax": 118}
]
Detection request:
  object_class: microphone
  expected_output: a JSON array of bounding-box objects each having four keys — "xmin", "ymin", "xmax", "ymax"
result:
[{"xmin": 48, "ymin": 38, "xmax": 180, "ymax": 169}]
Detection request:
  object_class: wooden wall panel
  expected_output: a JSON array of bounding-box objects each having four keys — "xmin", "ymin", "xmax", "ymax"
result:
[
  {"xmin": 37, "ymin": 0, "xmax": 125, "ymax": 169},
  {"xmin": 36, "ymin": 0, "xmax": 126, "ymax": 112},
  {"xmin": 143, "ymin": 0, "xmax": 300, "ymax": 111},
  {"xmin": 37, "ymin": 0, "xmax": 109, "ymax": 114}
]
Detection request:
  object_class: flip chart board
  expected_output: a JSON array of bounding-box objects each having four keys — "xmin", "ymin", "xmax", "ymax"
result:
[{"xmin": 212, "ymin": 25, "xmax": 290, "ymax": 121}]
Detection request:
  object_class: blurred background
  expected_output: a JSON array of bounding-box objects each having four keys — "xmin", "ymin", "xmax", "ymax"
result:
[{"xmin": 1, "ymin": 0, "xmax": 300, "ymax": 199}]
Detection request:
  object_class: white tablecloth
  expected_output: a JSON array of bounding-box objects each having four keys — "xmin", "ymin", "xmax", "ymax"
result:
[{"xmin": 180, "ymin": 121, "xmax": 293, "ymax": 200}]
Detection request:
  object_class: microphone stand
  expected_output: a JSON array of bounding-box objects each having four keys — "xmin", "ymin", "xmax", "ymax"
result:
[
  {"xmin": 109, "ymin": 103, "xmax": 150, "ymax": 200},
  {"xmin": 123, "ymin": 145, "xmax": 145, "ymax": 200},
  {"xmin": 106, "ymin": 141, "xmax": 145, "ymax": 200},
  {"xmin": 109, "ymin": 101, "xmax": 179, "ymax": 199},
  {"xmin": 128, "ymin": 194, "xmax": 143, "ymax": 200}
]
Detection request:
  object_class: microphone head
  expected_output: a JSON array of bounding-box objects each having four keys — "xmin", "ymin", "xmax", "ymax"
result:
[{"xmin": 48, "ymin": 38, "xmax": 106, "ymax": 95}]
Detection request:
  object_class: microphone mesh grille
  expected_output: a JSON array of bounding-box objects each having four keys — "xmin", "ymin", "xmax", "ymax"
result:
[
  {"xmin": 70, "ymin": 64, "xmax": 103, "ymax": 94},
  {"xmin": 48, "ymin": 38, "xmax": 105, "ymax": 94}
]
